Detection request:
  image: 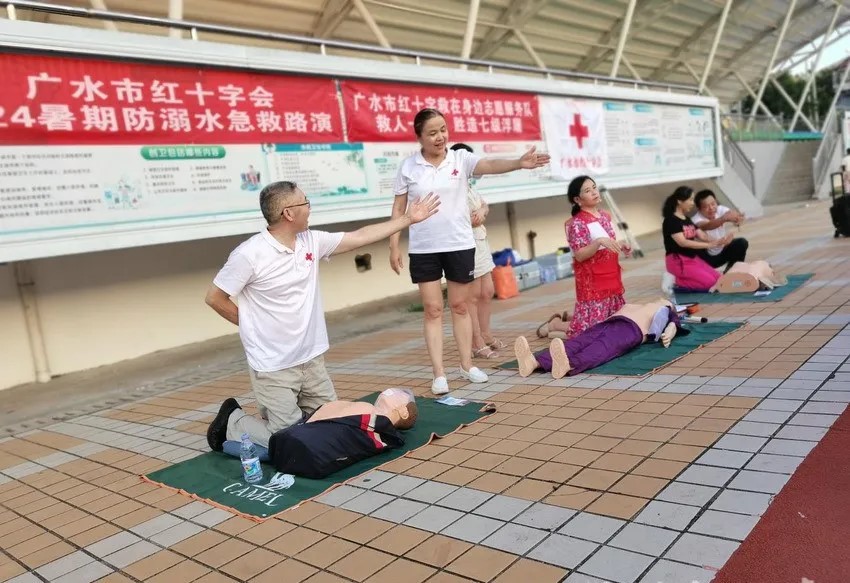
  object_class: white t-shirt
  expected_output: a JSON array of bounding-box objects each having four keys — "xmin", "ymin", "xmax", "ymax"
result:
[
  {"xmin": 213, "ymin": 228, "xmax": 343, "ymax": 372},
  {"xmin": 692, "ymin": 204, "xmax": 730, "ymax": 256},
  {"xmin": 393, "ymin": 148, "xmax": 481, "ymax": 254},
  {"xmin": 466, "ymin": 183, "xmax": 487, "ymax": 241},
  {"xmin": 842, "ymin": 155, "xmax": 850, "ymax": 173}
]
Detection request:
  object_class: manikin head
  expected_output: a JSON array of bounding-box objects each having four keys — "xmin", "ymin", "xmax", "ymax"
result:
[
  {"xmin": 694, "ymin": 189, "xmax": 719, "ymax": 219},
  {"xmin": 260, "ymin": 180, "xmax": 311, "ymax": 233},
  {"xmin": 374, "ymin": 388, "xmax": 418, "ymax": 430},
  {"xmin": 414, "ymin": 108, "xmax": 448, "ymax": 158}
]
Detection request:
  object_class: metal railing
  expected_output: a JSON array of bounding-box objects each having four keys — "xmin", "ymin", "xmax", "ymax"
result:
[
  {"xmin": 721, "ymin": 124, "xmax": 757, "ymax": 195},
  {"xmin": 0, "ymin": 0, "xmax": 702, "ymax": 94},
  {"xmin": 812, "ymin": 106, "xmax": 840, "ymax": 196},
  {"xmin": 720, "ymin": 113, "xmax": 787, "ymax": 141}
]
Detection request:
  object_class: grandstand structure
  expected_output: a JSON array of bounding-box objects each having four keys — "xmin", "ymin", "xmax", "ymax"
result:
[{"xmin": 3, "ymin": 0, "xmax": 848, "ymax": 108}]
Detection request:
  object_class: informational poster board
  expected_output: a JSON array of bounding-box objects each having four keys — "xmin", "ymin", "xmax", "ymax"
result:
[
  {"xmin": 0, "ymin": 49, "xmax": 721, "ymax": 262},
  {"xmin": 601, "ymin": 101, "xmax": 717, "ymax": 178},
  {"xmin": 540, "ymin": 98, "xmax": 716, "ymax": 182}
]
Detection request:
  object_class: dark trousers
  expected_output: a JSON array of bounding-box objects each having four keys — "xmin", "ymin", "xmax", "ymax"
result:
[{"xmin": 701, "ymin": 238, "xmax": 749, "ymax": 272}]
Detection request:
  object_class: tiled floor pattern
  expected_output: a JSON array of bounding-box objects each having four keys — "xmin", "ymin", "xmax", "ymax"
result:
[
  {"xmin": 314, "ymin": 327, "xmax": 850, "ymax": 583},
  {"xmin": 0, "ymin": 201, "xmax": 849, "ymax": 582}
]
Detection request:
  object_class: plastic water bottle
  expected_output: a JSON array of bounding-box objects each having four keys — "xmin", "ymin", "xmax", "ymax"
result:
[{"xmin": 240, "ymin": 433, "xmax": 263, "ymax": 484}]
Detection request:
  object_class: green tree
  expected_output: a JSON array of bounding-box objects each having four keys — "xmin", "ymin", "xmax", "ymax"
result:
[{"xmin": 742, "ymin": 70, "xmax": 834, "ymax": 131}]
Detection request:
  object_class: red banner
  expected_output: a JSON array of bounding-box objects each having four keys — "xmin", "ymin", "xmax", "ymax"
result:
[
  {"xmin": 340, "ymin": 80, "xmax": 541, "ymax": 143},
  {"xmin": 0, "ymin": 54, "xmax": 343, "ymax": 145}
]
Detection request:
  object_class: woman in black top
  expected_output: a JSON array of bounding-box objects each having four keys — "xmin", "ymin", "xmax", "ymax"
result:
[{"xmin": 662, "ymin": 186, "xmax": 733, "ymax": 291}]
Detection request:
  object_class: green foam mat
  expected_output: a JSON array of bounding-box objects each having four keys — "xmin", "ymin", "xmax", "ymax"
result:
[
  {"xmin": 497, "ymin": 322, "xmax": 744, "ymax": 377},
  {"xmin": 144, "ymin": 395, "xmax": 491, "ymax": 520},
  {"xmin": 675, "ymin": 273, "xmax": 813, "ymax": 304}
]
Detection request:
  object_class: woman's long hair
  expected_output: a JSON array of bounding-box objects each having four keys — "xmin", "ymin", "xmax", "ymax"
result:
[
  {"xmin": 568, "ymin": 175, "xmax": 594, "ymax": 217},
  {"xmin": 662, "ymin": 186, "xmax": 693, "ymax": 218}
]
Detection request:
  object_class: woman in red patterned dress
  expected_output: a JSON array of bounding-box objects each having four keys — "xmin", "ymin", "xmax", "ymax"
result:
[{"xmin": 540, "ymin": 175, "xmax": 629, "ymax": 339}]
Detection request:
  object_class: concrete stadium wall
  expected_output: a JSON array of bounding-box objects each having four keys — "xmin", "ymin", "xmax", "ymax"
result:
[
  {"xmin": 0, "ymin": 265, "xmax": 36, "ymax": 389},
  {"xmin": 739, "ymin": 141, "xmax": 787, "ymax": 201}
]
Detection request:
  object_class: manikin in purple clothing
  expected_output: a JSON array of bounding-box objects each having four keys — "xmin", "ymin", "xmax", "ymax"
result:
[{"xmin": 514, "ymin": 299, "xmax": 689, "ymax": 379}]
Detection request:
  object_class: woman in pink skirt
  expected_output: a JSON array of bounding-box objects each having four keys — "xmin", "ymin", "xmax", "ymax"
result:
[
  {"xmin": 662, "ymin": 186, "xmax": 734, "ymax": 292},
  {"xmin": 540, "ymin": 175, "xmax": 631, "ymax": 339}
]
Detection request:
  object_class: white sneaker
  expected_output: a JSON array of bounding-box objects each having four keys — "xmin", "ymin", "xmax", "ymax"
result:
[
  {"xmin": 460, "ymin": 366, "xmax": 488, "ymax": 383},
  {"xmin": 431, "ymin": 376, "xmax": 449, "ymax": 395}
]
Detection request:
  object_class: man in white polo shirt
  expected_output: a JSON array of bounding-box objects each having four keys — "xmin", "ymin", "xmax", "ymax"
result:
[
  {"xmin": 691, "ymin": 188, "xmax": 748, "ymax": 273},
  {"xmin": 205, "ymin": 180, "xmax": 438, "ymax": 451}
]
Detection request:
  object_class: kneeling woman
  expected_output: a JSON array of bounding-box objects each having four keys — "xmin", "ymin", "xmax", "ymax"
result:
[
  {"xmin": 515, "ymin": 299, "xmax": 688, "ymax": 379},
  {"xmin": 662, "ymin": 186, "xmax": 733, "ymax": 292},
  {"xmin": 538, "ymin": 175, "xmax": 628, "ymax": 339}
]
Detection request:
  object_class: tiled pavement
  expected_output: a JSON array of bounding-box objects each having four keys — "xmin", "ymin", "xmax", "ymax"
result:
[{"xmin": 1, "ymin": 201, "xmax": 849, "ymax": 583}]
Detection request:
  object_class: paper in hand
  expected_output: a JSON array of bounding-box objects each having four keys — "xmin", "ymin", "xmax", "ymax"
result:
[{"xmin": 587, "ymin": 221, "xmax": 609, "ymax": 241}]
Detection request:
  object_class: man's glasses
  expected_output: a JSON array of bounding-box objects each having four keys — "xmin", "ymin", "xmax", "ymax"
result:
[{"xmin": 283, "ymin": 199, "xmax": 311, "ymax": 211}]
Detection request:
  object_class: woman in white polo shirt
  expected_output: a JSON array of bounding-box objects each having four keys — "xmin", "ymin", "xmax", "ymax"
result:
[{"xmin": 389, "ymin": 108, "xmax": 550, "ymax": 394}]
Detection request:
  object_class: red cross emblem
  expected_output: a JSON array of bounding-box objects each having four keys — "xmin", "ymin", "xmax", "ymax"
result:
[
  {"xmin": 569, "ymin": 113, "xmax": 589, "ymax": 149},
  {"xmin": 305, "ymin": 252, "xmax": 314, "ymax": 262},
  {"xmin": 451, "ymin": 168, "xmax": 459, "ymax": 176}
]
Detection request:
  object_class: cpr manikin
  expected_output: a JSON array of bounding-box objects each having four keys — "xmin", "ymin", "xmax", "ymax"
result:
[
  {"xmin": 305, "ymin": 387, "xmax": 417, "ymax": 427},
  {"xmin": 710, "ymin": 260, "xmax": 788, "ymax": 294},
  {"xmin": 266, "ymin": 388, "xmax": 418, "ymax": 478},
  {"xmin": 212, "ymin": 389, "xmax": 418, "ymax": 478},
  {"xmin": 514, "ymin": 299, "xmax": 689, "ymax": 379}
]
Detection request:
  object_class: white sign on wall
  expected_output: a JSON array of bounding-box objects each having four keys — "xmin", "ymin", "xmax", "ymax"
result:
[{"xmin": 540, "ymin": 98, "xmax": 610, "ymax": 180}]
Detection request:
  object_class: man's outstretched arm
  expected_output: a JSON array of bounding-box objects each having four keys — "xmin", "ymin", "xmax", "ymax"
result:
[{"xmin": 331, "ymin": 193, "xmax": 439, "ymax": 255}]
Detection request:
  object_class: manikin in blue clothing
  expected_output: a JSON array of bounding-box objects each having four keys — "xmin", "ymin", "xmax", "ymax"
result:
[{"xmin": 211, "ymin": 389, "xmax": 418, "ymax": 478}]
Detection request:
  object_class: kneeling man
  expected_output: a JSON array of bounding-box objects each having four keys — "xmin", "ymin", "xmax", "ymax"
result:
[{"xmin": 205, "ymin": 181, "xmax": 438, "ymax": 452}]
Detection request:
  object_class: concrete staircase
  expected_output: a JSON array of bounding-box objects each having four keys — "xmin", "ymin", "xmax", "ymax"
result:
[{"xmin": 764, "ymin": 140, "xmax": 821, "ymax": 204}]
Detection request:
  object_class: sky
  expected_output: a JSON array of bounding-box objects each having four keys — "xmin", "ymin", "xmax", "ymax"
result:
[{"xmin": 787, "ymin": 27, "xmax": 850, "ymax": 74}]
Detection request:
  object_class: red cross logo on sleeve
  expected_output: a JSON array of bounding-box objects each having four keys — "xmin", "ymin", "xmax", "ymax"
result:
[
  {"xmin": 305, "ymin": 252, "xmax": 314, "ymax": 262},
  {"xmin": 569, "ymin": 113, "xmax": 590, "ymax": 149}
]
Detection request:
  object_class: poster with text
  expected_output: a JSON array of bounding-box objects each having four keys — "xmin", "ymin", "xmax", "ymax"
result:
[
  {"xmin": 341, "ymin": 80, "xmax": 541, "ymax": 143},
  {"xmin": 0, "ymin": 53, "xmax": 353, "ymax": 237},
  {"xmin": 0, "ymin": 53, "xmax": 343, "ymax": 145},
  {"xmin": 603, "ymin": 102, "xmax": 716, "ymax": 178},
  {"xmin": 0, "ymin": 143, "xmax": 374, "ymax": 236},
  {"xmin": 0, "ymin": 51, "xmax": 721, "ymax": 262}
]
